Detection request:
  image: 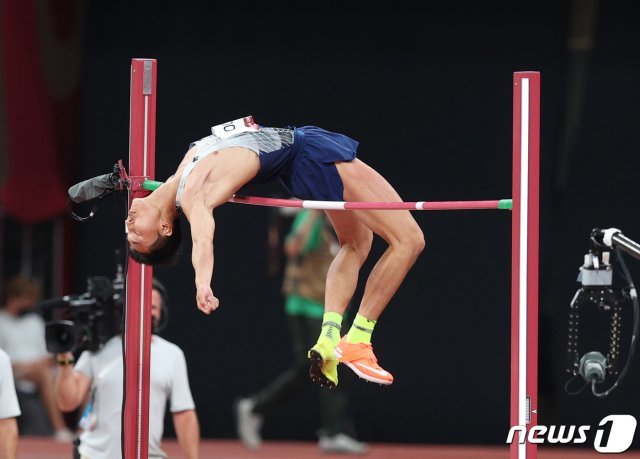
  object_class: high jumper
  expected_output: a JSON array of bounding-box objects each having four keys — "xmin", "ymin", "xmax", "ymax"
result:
[{"xmin": 126, "ymin": 117, "xmax": 424, "ymax": 388}]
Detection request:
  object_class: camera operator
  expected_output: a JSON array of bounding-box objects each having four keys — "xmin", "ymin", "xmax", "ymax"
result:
[
  {"xmin": 0, "ymin": 275, "xmax": 72, "ymax": 441},
  {"xmin": 53, "ymin": 279, "xmax": 200, "ymax": 459}
]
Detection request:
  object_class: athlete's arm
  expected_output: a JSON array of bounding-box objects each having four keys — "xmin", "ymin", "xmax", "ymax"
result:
[
  {"xmin": 188, "ymin": 200, "xmax": 218, "ymax": 314},
  {"xmin": 182, "ymin": 150, "xmax": 260, "ymax": 313}
]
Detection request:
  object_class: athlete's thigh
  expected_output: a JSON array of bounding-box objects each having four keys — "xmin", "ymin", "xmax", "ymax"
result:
[
  {"xmin": 335, "ymin": 159, "xmax": 422, "ymax": 244},
  {"xmin": 324, "ymin": 209, "xmax": 373, "ymax": 249}
]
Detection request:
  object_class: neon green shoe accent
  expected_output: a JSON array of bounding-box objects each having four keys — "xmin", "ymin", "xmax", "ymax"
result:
[
  {"xmin": 308, "ymin": 336, "xmax": 339, "ymax": 387},
  {"xmin": 346, "ymin": 313, "xmax": 376, "ymax": 344}
]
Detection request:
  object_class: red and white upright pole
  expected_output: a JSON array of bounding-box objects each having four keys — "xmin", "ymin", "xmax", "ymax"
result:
[
  {"xmin": 124, "ymin": 58, "xmax": 157, "ymax": 459},
  {"xmin": 510, "ymin": 71, "xmax": 540, "ymax": 459}
]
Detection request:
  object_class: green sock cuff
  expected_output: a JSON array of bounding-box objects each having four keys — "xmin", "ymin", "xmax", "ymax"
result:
[
  {"xmin": 353, "ymin": 313, "xmax": 376, "ymax": 328},
  {"xmin": 323, "ymin": 312, "xmax": 343, "ymax": 327},
  {"xmin": 346, "ymin": 313, "xmax": 376, "ymax": 344},
  {"xmin": 321, "ymin": 312, "xmax": 343, "ymax": 346}
]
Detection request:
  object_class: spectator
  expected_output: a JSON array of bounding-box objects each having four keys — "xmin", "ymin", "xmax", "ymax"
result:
[
  {"xmin": 0, "ymin": 348, "xmax": 20, "ymax": 459},
  {"xmin": 54, "ymin": 279, "xmax": 200, "ymax": 459},
  {"xmin": 236, "ymin": 209, "xmax": 367, "ymax": 454},
  {"xmin": 0, "ymin": 275, "xmax": 72, "ymax": 441}
]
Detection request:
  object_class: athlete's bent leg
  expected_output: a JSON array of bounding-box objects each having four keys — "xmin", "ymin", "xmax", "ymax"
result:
[
  {"xmin": 336, "ymin": 159, "xmax": 425, "ymax": 319},
  {"xmin": 309, "ymin": 211, "xmax": 372, "ymax": 388},
  {"xmin": 323, "ymin": 211, "xmax": 373, "ymax": 315},
  {"xmin": 331, "ymin": 159, "xmax": 424, "ymax": 385}
]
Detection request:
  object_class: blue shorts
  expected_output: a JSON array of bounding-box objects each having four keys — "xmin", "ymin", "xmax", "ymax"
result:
[{"xmin": 282, "ymin": 126, "xmax": 358, "ymax": 201}]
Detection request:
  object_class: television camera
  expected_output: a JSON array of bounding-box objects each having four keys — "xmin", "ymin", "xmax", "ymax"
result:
[
  {"xmin": 566, "ymin": 228, "xmax": 640, "ymax": 397},
  {"xmin": 40, "ymin": 262, "xmax": 125, "ymax": 354}
]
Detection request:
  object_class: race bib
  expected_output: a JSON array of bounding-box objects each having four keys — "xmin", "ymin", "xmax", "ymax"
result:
[{"xmin": 211, "ymin": 116, "xmax": 260, "ymax": 139}]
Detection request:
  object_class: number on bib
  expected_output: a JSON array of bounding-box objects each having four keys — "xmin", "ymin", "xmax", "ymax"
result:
[{"xmin": 211, "ymin": 116, "xmax": 260, "ymax": 139}]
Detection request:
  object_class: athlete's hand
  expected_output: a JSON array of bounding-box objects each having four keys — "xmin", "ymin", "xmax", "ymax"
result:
[{"xmin": 196, "ymin": 284, "xmax": 219, "ymax": 315}]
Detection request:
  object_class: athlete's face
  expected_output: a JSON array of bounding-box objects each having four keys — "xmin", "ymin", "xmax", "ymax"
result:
[{"xmin": 126, "ymin": 198, "xmax": 162, "ymax": 253}]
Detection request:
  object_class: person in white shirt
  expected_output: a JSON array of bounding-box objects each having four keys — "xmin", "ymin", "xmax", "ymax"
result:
[
  {"xmin": 0, "ymin": 275, "xmax": 72, "ymax": 441},
  {"xmin": 54, "ymin": 279, "xmax": 200, "ymax": 459},
  {"xmin": 0, "ymin": 348, "xmax": 20, "ymax": 459}
]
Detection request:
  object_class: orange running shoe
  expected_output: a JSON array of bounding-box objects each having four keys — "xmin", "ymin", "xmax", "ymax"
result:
[{"xmin": 334, "ymin": 337, "xmax": 394, "ymax": 385}]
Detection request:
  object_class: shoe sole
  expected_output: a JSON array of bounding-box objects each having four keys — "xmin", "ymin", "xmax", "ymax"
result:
[
  {"xmin": 308, "ymin": 350, "xmax": 337, "ymax": 388},
  {"xmin": 341, "ymin": 361, "xmax": 393, "ymax": 385}
]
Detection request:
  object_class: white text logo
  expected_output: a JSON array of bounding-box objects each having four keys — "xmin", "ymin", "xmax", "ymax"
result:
[{"xmin": 506, "ymin": 415, "xmax": 636, "ymax": 453}]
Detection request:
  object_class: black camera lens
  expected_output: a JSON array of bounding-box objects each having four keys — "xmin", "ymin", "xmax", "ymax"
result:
[{"xmin": 45, "ymin": 321, "xmax": 77, "ymax": 354}]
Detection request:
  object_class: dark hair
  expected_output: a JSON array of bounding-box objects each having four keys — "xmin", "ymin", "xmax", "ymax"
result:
[
  {"xmin": 129, "ymin": 215, "xmax": 182, "ymax": 266},
  {"xmin": 151, "ymin": 278, "xmax": 168, "ymax": 306},
  {"xmin": 151, "ymin": 278, "xmax": 169, "ymax": 332},
  {"xmin": 4, "ymin": 275, "xmax": 42, "ymax": 303}
]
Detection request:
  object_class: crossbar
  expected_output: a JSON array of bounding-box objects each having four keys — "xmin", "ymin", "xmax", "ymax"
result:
[
  {"xmin": 141, "ymin": 180, "xmax": 512, "ymax": 211},
  {"xmin": 230, "ymin": 195, "xmax": 512, "ymax": 210}
]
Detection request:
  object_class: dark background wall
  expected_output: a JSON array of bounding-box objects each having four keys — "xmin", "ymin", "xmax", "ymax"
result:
[{"xmin": 67, "ymin": 0, "xmax": 640, "ymax": 446}]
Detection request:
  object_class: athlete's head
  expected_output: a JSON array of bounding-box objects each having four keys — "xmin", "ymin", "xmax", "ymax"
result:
[{"xmin": 126, "ymin": 198, "xmax": 182, "ymax": 265}]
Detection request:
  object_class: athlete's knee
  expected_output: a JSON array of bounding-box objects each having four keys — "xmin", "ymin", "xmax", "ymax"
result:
[
  {"xmin": 412, "ymin": 227, "xmax": 426, "ymax": 254},
  {"xmin": 338, "ymin": 231, "xmax": 373, "ymax": 264},
  {"xmin": 396, "ymin": 225, "xmax": 425, "ymax": 260}
]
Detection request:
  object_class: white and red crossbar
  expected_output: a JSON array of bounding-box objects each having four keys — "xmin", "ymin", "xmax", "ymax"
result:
[
  {"xmin": 124, "ymin": 62, "xmax": 540, "ymax": 459},
  {"xmin": 229, "ymin": 195, "xmax": 512, "ymax": 211},
  {"xmin": 142, "ymin": 181, "xmax": 514, "ymax": 211}
]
